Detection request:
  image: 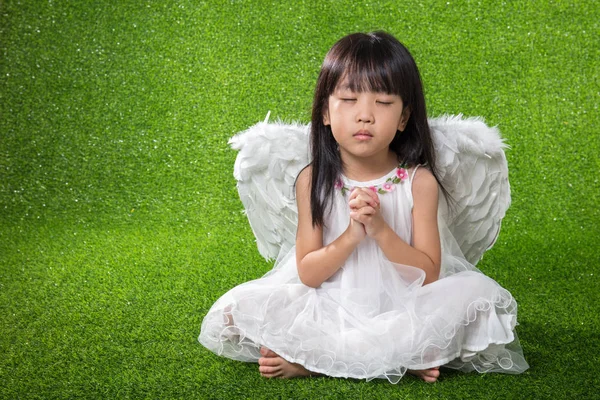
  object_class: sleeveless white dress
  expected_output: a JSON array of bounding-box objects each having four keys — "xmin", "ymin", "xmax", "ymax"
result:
[{"xmin": 199, "ymin": 166, "xmax": 529, "ymax": 383}]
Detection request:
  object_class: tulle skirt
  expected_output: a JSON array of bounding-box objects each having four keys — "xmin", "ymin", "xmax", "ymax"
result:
[{"xmin": 199, "ymin": 241, "xmax": 529, "ymax": 383}]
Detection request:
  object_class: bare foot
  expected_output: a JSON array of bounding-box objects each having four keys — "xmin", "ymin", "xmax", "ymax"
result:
[
  {"xmin": 258, "ymin": 347, "xmax": 314, "ymax": 378},
  {"xmin": 408, "ymin": 367, "xmax": 440, "ymax": 383}
]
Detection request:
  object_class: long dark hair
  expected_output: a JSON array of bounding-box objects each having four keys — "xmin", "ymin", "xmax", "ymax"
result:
[{"xmin": 309, "ymin": 31, "xmax": 444, "ymax": 227}]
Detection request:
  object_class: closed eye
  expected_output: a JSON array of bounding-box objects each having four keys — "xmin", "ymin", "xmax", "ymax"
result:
[
  {"xmin": 341, "ymin": 98, "xmax": 357, "ymax": 102},
  {"xmin": 377, "ymin": 101, "xmax": 393, "ymax": 105}
]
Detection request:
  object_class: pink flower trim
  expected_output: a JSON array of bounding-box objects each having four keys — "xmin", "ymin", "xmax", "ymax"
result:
[
  {"xmin": 336, "ymin": 162, "xmax": 407, "ymax": 196},
  {"xmin": 396, "ymin": 168, "xmax": 408, "ymax": 181},
  {"xmin": 382, "ymin": 182, "xmax": 395, "ymax": 192}
]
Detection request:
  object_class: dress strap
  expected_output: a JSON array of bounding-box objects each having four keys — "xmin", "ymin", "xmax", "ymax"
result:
[
  {"xmin": 410, "ymin": 164, "xmax": 421, "ymax": 182},
  {"xmin": 405, "ymin": 164, "xmax": 422, "ymax": 211}
]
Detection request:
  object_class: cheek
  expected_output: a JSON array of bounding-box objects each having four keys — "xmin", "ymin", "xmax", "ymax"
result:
[
  {"xmin": 329, "ymin": 117, "xmax": 348, "ymax": 140},
  {"xmin": 330, "ymin": 121, "xmax": 342, "ymax": 138},
  {"xmin": 328, "ymin": 103, "xmax": 340, "ymax": 117},
  {"xmin": 328, "ymin": 108, "xmax": 344, "ymax": 126}
]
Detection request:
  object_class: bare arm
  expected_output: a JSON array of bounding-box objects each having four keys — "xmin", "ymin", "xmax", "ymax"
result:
[
  {"xmin": 294, "ymin": 167, "xmax": 366, "ymax": 288},
  {"xmin": 352, "ymin": 168, "xmax": 441, "ymax": 284}
]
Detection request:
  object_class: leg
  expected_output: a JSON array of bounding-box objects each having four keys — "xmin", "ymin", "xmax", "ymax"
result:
[{"xmin": 258, "ymin": 347, "xmax": 315, "ymax": 378}]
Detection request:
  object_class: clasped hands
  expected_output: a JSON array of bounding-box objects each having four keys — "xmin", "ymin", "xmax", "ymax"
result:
[{"xmin": 347, "ymin": 187, "xmax": 387, "ymax": 241}]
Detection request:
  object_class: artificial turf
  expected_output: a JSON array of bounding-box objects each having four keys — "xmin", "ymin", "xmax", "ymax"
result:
[{"xmin": 1, "ymin": 0, "xmax": 598, "ymax": 398}]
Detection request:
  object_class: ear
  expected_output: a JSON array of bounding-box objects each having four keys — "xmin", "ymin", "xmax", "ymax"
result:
[
  {"xmin": 398, "ymin": 106, "xmax": 411, "ymax": 132},
  {"xmin": 323, "ymin": 108, "xmax": 331, "ymax": 126}
]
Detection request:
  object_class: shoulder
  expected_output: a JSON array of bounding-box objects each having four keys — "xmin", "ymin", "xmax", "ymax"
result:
[
  {"xmin": 296, "ymin": 164, "xmax": 312, "ymax": 185},
  {"xmin": 295, "ymin": 165, "xmax": 312, "ymax": 195},
  {"xmin": 295, "ymin": 164, "xmax": 312, "ymax": 197},
  {"xmin": 411, "ymin": 167, "xmax": 439, "ymax": 229},
  {"xmin": 412, "ymin": 167, "xmax": 438, "ymax": 195},
  {"xmin": 412, "ymin": 167, "xmax": 439, "ymax": 215}
]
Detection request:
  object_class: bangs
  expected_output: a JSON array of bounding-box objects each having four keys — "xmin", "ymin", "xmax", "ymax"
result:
[
  {"xmin": 338, "ymin": 58, "xmax": 399, "ymax": 95},
  {"xmin": 324, "ymin": 35, "xmax": 406, "ymax": 96}
]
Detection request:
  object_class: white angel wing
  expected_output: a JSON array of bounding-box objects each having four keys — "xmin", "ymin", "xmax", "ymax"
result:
[
  {"xmin": 230, "ymin": 114, "xmax": 510, "ymax": 265},
  {"xmin": 431, "ymin": 115, "xmax": 511, "ymax": 265},
  {"xmin": 229, "ymin": 113, "xmax": 309, "ymax": 260}
]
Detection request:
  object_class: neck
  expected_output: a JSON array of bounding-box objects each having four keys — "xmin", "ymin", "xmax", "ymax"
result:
[{"xmin": 340, "ymin": 149, "xmax": 398, "ymax": 181}]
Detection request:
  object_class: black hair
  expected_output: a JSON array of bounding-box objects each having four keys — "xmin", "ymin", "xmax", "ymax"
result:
[{"xmin": 309, "ymin": 31, "xmax": 445, "ymax": 227}]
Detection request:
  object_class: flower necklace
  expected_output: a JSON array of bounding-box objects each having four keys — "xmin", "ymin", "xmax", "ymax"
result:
[{"xmin": 335, "ymin": 162, "xmax": 408, "ymax": 196}]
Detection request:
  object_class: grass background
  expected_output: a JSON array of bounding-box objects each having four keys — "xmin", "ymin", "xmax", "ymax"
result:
[{"xmin": 1, "ymin": 0, "xmax": 598, "ymax": 398}]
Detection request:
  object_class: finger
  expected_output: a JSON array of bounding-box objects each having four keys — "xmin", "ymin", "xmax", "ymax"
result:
[
  {"xmin": 349, "ymin": 209, "xmax": 375, "ymax": 226},
  {"xmin": 353, "ymin": 214, "xmax": 371, "ymax": 226},
  {"xmin": 364, "ymin": 187, "xmax": 380, "ymax": 204},
  {"xmin": 355, "ymin": 187, "xmax": 379, "ymax": 204},
  {"xmin": 350, "ymin": 187, "xmax": 379, "ymax": 205},
  {"xmin": 349, "ymin": 187, "xmax": 361, "ymax": 200},
  {"xmin": 349, "ymin": 211, "xmax": 367, "ymax": 223},
  {"xmin": 355, "ymin": 206, "xmax": 376, "ymax": 216},
  {"xmin": 348, "ymin": 198, "xmax": 372, "ymax": 210},
  {"xmin": 356, "ymin": 190, "xmax": 379, "ymax": 208},
  {"xmin": 351, "ymin": 196, "xmax": 376, "ymax": 210}
]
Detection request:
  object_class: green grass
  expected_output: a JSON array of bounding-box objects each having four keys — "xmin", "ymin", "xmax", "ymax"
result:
[{"xmin": 1, "ymin": 0, "xmax": 598, "ymax": 398}]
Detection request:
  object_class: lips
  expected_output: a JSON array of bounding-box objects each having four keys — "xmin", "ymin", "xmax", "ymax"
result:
[{"xmin": 353, "ymin": 130, "xmax": 373, "ymax": 140}]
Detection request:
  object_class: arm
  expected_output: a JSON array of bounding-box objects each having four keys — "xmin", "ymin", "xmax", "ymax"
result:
[
  {"xmin": 294, "ymin": 167, "xmax": 366, "ymax": 288},
  {"xmin": 351, "ymin": 168, "xmax": 441, "ymax": 284}
]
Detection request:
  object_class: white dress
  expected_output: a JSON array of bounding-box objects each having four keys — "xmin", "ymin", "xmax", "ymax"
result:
[{"xmin": 199, "ymin": 165, "xmax": 529, "ymax": 383}]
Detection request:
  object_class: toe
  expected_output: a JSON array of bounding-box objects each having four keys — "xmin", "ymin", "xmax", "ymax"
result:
[
  {"xmin": 260, "ymin": 369, "xmax": 283, "ymax": 378},
  {"xmin": 258, "ymin": 357, "xmax": 281, "ymax": 366},
  {"xmin": 408, "ymin": 368, "xmax": 440, "ymax": 383},
  {"xmin": 260, "ymin": 347, "xmax": 278, "ymax": 357},
  {"xmin": 259, "ymin": 365, "xmax": 281, "ymax": 374},
  {"xmin": 427, "ymin": 369, "xmax": 440, "ymax": 378},
  {"xmin": 423, "ymin": 368, "xmax": 439, "ymax": 382}
]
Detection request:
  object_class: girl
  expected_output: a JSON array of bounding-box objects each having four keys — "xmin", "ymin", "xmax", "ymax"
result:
[{"xmin": 199, "ymin": 31, "xmax": 528, "ymax": 383}]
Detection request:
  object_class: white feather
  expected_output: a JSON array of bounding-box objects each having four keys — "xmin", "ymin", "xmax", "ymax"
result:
[
  {"xmin": 430, "ymin": 114, "xmax": 510, "ymax": 264},
  {"xmin": 229, "ymin": 115, "xmax": 310, "ymax": 260}
]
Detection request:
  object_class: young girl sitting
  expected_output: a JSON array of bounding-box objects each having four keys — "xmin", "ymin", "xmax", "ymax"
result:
[{"xmin": 199, "ymin": 31, "xmax": 529, "ymax": 383}]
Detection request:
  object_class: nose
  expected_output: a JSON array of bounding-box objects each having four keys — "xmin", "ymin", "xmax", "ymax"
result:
[{"xmin": 356, "ymin": 101, "xmax": 374, "ymax": 124}]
